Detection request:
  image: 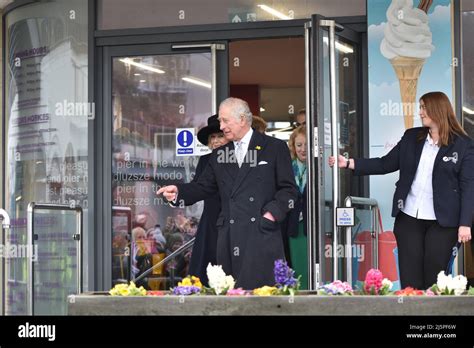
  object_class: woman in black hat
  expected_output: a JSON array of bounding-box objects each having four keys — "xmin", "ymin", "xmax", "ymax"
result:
[{"xmin": 188, "ymin": 115, "xmax": 228, "ymax": 285}]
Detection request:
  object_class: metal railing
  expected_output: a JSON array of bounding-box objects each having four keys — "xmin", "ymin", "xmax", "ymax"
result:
[
  {"xmin": 344, "ymin": 196, "xmax": 380, "ymax": 286},
  {"xmin": 133, "ymin": 236, "xmax": 195, "ymax": 283}
]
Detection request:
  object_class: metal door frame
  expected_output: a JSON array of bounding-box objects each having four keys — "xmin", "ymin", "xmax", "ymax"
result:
[{"xmin": 305, "ymin": 15, "xmax": 363, "ymax": 289}]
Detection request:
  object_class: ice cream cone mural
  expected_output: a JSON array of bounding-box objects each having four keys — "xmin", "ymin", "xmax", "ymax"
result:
[{"xmin": 380, "ymin": 0, "xmax": 435, "ymax": 129}]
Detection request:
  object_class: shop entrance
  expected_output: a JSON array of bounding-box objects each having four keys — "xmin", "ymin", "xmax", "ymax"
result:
[{"xmin": 97, "ymin": 17, "xmax": 366, "ymax": 291}]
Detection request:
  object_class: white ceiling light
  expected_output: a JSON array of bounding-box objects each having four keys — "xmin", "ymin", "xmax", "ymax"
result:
[
  {"xmin": 260, "ymin": 107, "xmax": 266, "ymax": 112},
  {"xmin": 257, "ymin": 4, "xmax": 291, "ymax": 20},
  {"xmin": 463, "ymin": 106, "xmax": 474, "ymax": 115},
  {"xmin": 323, "ymin": 37, "xmax": 354, "ymax": 54},
  {"xmin": 120, "ymin": 58, "xmax": 165, "ymax": 74},
  {"xmin": 182, "ymin": 77, "xmax": 212, "ymax": 89}
]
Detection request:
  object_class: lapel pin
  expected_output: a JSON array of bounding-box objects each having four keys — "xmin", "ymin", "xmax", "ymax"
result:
[{"xmin": 255, "ymin": 146, "xmax": 261, "ymax": 150}]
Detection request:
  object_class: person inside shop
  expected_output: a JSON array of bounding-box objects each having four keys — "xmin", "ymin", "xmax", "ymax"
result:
[
  {"xmin": 293, "ymin": 108, "xmax": 306, "ymax": 128},
  {"xmin": 187, "ymin": 114, "xmax": 229, "ymax": 286},
  {"xmin": 157, "ymin": 97, "xmax": 298, "ymax": 289},
  {"xmin": 252, "ymin": 115, "xmax": 267, "ymax": 134},
  {"xmin": 132, "ymin": 227, "xmax": 152, "ymax": 288},
  {"xmin": 329, "ymin": 91, "xmax": 474, "ymax": 290}
]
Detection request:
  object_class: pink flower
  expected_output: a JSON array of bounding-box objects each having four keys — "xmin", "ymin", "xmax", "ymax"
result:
[
  {"xmin": 425, "ymin": 289, "xmax": 435, "ymax": 296},
  {"xmin": 226, "ymin": 288, "xmax": 248, "ymax": 296},
  {"xmin": 364, "ymin": 269, "xmax": 383, "ymax": 294}
]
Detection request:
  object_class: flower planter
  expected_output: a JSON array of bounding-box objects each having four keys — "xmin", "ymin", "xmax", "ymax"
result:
[{"xmin": 67, "ymin": 291, "xmax": 474, "ymax": 316}]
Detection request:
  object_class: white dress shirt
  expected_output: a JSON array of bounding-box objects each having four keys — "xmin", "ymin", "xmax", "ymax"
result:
[
  {"xmin": 233, "ymin": 128, "xmax": 253, "ymax": 167},
  {"xmin": 401, "ymin": 133, "xmax": 440, "ymax": 220}
]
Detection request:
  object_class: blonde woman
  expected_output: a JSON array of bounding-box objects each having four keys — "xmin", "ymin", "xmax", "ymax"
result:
[{"xmin": 285, "ymin": 125, "xmax": 308, "ymax": 289}]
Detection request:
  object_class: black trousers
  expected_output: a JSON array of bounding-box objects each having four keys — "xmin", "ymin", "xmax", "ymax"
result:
[{"xmin": 393, "ymin": 211, "xmax": 458, "ymax": 290}]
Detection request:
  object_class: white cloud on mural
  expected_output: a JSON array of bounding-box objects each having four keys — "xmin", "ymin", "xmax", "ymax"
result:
[
  {"xmin": 429, "ymin": 4, "xmax": 451, "ymax": 25},
  {"xmin": 367, "ymin": 22, "xmax": 386, "ymax": 43}
]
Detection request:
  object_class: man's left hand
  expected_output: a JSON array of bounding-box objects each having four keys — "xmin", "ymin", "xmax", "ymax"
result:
[{"xmin": 263, "ymin": 211, "xmax": 275, "ymax": 222}]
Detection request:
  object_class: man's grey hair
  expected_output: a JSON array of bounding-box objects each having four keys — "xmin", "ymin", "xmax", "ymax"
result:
[{"xmin": 219, "ymin": 97, "xmax": 253, "ymax": 125}]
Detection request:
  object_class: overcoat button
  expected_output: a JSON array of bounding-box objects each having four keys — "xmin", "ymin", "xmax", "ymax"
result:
[
  {"xmin": 249, "ymin": 197, "xmax": 254, "ymax": 202},
  {"xmin": 230, "ymin": 219, "xmax": 234, "ymax": 224},
  {"xmin": 250, "ymin": 217, "xmax": 256, "ymax": 222}
]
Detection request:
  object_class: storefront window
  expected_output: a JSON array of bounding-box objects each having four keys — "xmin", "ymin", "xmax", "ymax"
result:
[
  {"xmin": 4, "ymin": 0, "xmax": 88, "ymax": 314},
  {"xmin": 98, "ymin": 0, "xmax": 366, "ymax": 30}
]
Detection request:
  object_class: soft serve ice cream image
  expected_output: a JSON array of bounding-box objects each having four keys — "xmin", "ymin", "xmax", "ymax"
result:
[{"xmin": 380, "ymin": 0, "xmax": 435, "ymax": 129}]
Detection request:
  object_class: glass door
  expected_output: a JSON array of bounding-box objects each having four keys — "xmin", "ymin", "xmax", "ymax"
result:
[
  {"xmin": 305, "ymin": 16, "xmax": 362, "ymax": 289},
  {"xmin": 103, "ymin": 43, "xmax": 227, "ymax": 290}
]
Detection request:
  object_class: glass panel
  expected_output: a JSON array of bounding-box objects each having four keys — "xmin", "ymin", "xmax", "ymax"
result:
[
  {"xmin": 318, "ymin": 30, "xmax": 360, "ymax": 283},
  {"xmin": 112, "ymin": 52, "xmax": 212, "ymax": 290},
  {"xmin": 4, "ymin": 0, "xmax": 89, "ymax": 315},
  {"xmin": 350, "ymin": 208, "xmax": 374, "ymax": 289},
  {"xmin": 462, "ymin": 9, "xmax": 474, "ymax": 136},
  {"xmin": 461, "ymin": 4, "xmax": 474, "ymax": 281},
  {"xmin": 112, "ymin": 207, "xmax": 132, "ymax": 285},
  {"xmin": 33, "ymin": 209, "xmax": 79, "ymax": 315},
  {"xmin": 98, "ymin": 0, "xmax": 366, "ymax": 30}
]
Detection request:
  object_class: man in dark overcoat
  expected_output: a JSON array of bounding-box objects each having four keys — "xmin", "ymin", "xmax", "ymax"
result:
[{"xmin": 158, "ymin": 97, "xmax": 298, "ymax": 289}]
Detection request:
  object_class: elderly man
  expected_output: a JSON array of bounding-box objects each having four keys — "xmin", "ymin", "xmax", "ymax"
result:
[{"xmin": 157, "ymin": 97, "xmax": 298, "ymax": 289}]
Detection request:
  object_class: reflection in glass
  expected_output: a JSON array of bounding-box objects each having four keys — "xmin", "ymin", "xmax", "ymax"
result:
[
  {"xmin": 4, "ymin": 0, "xmax": 88, "ymax": 315},
  {"xmin": 112, "ymin": 53, "xmax": 212, "ymax": 290}
]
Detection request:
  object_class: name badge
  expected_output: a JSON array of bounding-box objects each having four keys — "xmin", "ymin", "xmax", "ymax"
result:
[{"xmin": 443, "ymin": 152, "xmax": 458, "ymax": 164}]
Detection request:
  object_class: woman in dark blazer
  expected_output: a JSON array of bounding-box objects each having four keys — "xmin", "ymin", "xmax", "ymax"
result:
[
  {"xmin": 188, "ymin": 115, "xmax": 228, "ymax": 286},
  {"xmin": 330, "ymin": 91, "xmax": 474, "ymax": 289}
]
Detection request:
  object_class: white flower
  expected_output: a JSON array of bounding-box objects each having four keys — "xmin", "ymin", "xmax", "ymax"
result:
[
  {"xmin": 452, "ymin": 275, "xmax": 467, "ymax": 295},
  {"xmin": 224, "ymin": 275, "xmax": 235, "ymax": 291},
  {"xmin": 382, "ymin": 278, "xmax": 393, "ymax": 290},
  {"xmin": 206, "ymin": 263, "xmax": 235, "ymax": 295},
  {"xmin": 437, "ymin": 271, "xmax": 450, "ymax": 292},
  {"xmin": 436, "ymin": 271, "xmax": 468, "ymax": 295}
]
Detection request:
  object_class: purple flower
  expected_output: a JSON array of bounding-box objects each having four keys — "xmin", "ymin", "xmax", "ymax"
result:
[
  {"xmin": 172, "ymin": 286, "xmax": 201, "ymax": 296},
  {"xmin": 274, "ymin": 259, "xmax": 298, "ymax": 288}
]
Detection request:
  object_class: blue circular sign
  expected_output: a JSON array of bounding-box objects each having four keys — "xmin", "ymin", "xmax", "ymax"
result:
[{"xmin": 177, "ymin": 130, "xmax": 193, "ymax": 148}]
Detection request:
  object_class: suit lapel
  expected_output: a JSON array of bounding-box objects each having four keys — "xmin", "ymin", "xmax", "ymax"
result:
[
  {"xmin": 221, "ymin": 143, "xmax": 239, "ymax": 180},
  {"xmin": 231, "ymin": 130, "xmax": 265, "ymax": 196}
]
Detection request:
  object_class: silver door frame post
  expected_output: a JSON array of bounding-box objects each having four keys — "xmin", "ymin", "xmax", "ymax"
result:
[
  {"xmin": 304, "ymin": 21, "xmax": 319, "ymax": 290},
  {"xmin": 320, "ymin": 19, "xmax": 340, "ymax": 281}
]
